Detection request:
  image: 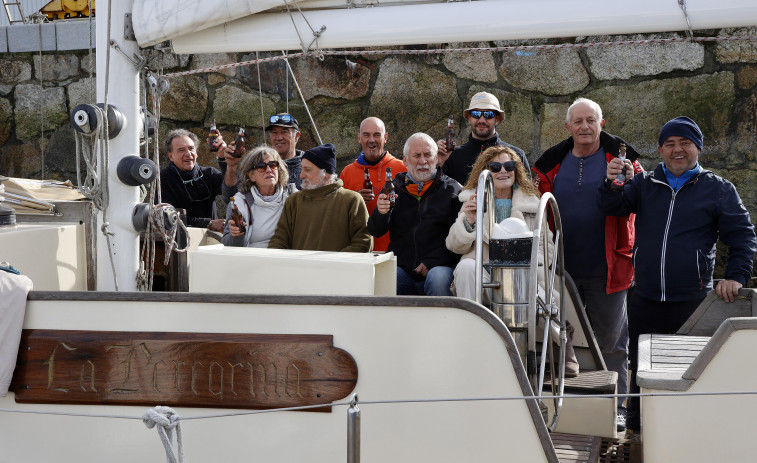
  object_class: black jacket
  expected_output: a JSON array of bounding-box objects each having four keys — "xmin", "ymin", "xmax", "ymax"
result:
[
  {"xmin": 597, "ymin": 163, "xmax": 756, "ymax": 302},
  {"xmin": 367, "ymin": 169, "xmax": 462, "ymax": 274},
  {"xmin": 160, "ymin": 162, "xmax": 225, "ymax": 228},
  {"xmin": 442, "ymin": 133, "xmax": 529, "ymax": 186}
]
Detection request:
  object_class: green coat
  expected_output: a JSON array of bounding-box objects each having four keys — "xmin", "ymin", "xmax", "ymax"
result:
[{"xmin": 268, "ymin": 179, "xmax": 372, "ymax": 252}]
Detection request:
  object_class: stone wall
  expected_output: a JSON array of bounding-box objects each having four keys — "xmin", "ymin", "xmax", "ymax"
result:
[{"xmin": 1, "ymin": 29, "xmax": 756, "ymax": 278}]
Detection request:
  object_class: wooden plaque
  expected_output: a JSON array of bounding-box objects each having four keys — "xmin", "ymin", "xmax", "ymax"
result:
[{"xmin": 11, "ymin": 330, "xmax": 357, "ymax": 410}]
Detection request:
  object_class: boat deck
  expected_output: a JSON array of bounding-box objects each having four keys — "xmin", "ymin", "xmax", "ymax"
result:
[{"xmin": 552, "ymin": 433, "xmax": 640, "ymax": 463}]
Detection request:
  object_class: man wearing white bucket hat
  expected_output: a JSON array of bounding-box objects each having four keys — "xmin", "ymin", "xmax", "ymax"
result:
[{"xmin": 438, "ymin": 91, "xmax": 529, "ymax": 186}]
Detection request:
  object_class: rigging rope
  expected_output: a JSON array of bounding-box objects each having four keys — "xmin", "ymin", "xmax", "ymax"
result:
[
  {"xmin": 163, "ymin": 35, "xmax": 757, "ymax": 78},
  {"xmin": 142, "ymin": 406, "xmax": 184, "ymax": 463},
  {"xmin": 3, "ymin": 389, "xmax": 757, "ymax": 421},
  {"xmin": 281, "ymin": 51, "xmax": 323, "ymax": 145}
]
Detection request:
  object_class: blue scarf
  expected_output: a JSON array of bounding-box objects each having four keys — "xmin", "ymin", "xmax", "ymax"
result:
[{"xmin": 662, "ymin": 162, "xmax": 700, "ymax": 191}]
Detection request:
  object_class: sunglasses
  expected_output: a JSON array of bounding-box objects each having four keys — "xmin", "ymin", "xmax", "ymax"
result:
[
  {"xmin": 488, "ymin": 160, "xmax": 517, "ymax": 173},
  {"xmin": 469, "ymin": 110, "xmax": 497, "ymax": 120},
  {"xmin": 254, "ymin": 160, "xmax": 280, "ymax": 172},
  {"xmin": 269, "ymin": 114, "xmax": 298, "ymax": 125}
]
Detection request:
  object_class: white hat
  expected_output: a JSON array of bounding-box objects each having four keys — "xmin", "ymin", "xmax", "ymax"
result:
[{"xmin": 464, "ymin": 92, "xmax": 504, "ymax": 117}]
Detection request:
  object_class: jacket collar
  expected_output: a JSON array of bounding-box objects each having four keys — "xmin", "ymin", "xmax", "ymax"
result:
[
  {"xmin": 302, "ymin": 178, "xmax": 343, "ymax": 199},
  {"xmin": 535, "ymin": 131, "xmax": 640, "ymax": 174}
]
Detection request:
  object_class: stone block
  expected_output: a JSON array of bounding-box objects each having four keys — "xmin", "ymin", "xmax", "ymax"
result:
[
  {"xmin": 0, "ymin": 27, "xmax": 7, "ymax": 53},
  {"xmin": 159, "ymin": 75, "xmax": 208, "ymax": 122},
  {"xmin": 539, "ymin": 102, "xmax": 570, "ymax": 153},
  {"xmin": 0, "ymin": 142, "xmax": 41, "ymax": 177},
  {"xmin": 500, "ymin": 48, "xmax": 589, "ymax": 95},
  {"xmin": 7, "ymin": 23, "xmax": 56, "ymax": 52},
  {"xmin": 55, "ymin": 20, "xmax": 95, "ymax": 51},
  {"xmin": 0, "ymin": 97, "xmax": 11, "ymax": 145},
  {"xmin": 81, "ymin": 53, "xmax": 95, "ymax": 75},
  {"xmin": 239, "ymin": 52, "xmax": 291, "ymax": 99},
  {"xmin": 211, "ymin": 85, "xmax": 275, "ymax": 129},
  {"xmin": 308, "ymin": 104, "xmax": 364, "ymax": 165},
  {"xmin": 443, "ymin": 43, "xmax": 498, "ymax": 84},
  {"xmin": 586, "ymin": 72, "xmax": 735, "ymax": 163},
  {"xmin": 586, "ymin": 35, "xmax": 703, "ymax": 80},
  {"xmin": 292, "ymin": 56, "xmax": 370, "ymax": 101},
  {"xmin": 0, "ymin": 58, "xmax": 32, "ymax": 84},
  {"xmin": 369, "ymin": 57, "xmax": 460, "ymax": 154},
  {"xmin": 33, "ymin": 54, "xmax": 79, "ymax": 81},
  {"xmin": 715, "ymin": 27, "xmax": 757, "ymax": 64},
  {"xmin": 13, "ymin": 84, "xmax": 68, "ymax": 140},
  {"xmin": 67, "ymin": 77, "xmax": 96, "ymax": 108},
  {"xmin": 737, "ymin": 65, "xmax": 757, "ymax": 90},
  {"xmin": 192, "ymin": 53, "xmax": 238, "ymax": 77}
]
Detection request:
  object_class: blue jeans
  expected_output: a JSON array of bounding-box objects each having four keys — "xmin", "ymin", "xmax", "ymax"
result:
[
  {"xmin": 573, "ymin": 277, "xmax": 629, "ymax": 408},
  {"xmin": 397, "ymin": 266, "xmax": 454, "ymax": 296}
]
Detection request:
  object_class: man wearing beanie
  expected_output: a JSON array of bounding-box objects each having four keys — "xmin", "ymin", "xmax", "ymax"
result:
[
  {"xmin": 268, "ymin": 143, "xmax": 372, "ymax": 252},
  {"xmin": 598, "ymin": 116, "xmax": 757, "ymax": 435}
]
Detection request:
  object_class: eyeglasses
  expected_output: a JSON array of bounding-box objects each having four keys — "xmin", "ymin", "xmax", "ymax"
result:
[
  {"xmin": 254, "ymin": 160, "xmax": 280, "ymax": 172},
  {"xmin": 488, "ymin": 161, "xmax": 517, "ymax": 173},
  {"xmin": 469, "ymin": 110, "xmax": 497, "ymax": 120},
  {"xmin": 269, "ymin": 114, "xmax": 298, "ymax": 125}
]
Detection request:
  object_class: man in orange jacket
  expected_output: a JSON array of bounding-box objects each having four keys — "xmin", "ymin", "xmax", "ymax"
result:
[{"xmin": 340, "ymin": 117, "xmax": 406, "ymax": 252}]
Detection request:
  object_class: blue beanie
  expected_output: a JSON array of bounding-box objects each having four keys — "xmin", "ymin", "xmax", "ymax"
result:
[
  {"xmin": 658, "ymin": 116, "xmax": 703, "ymax": 151},
  {"xmin": 302, "ymin": 143, "xmax": 337, "ymax": 174}
]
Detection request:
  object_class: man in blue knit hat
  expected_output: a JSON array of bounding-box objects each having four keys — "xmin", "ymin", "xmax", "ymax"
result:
[
  {"xmin": 268, "ymin": 144, "xmax": 372, "ymax": 252},
  {"xmin": 598, "ymin": 116, "xmax": 757, "ymax": 435}
]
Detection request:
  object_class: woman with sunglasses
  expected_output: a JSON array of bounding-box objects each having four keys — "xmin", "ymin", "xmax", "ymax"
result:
[
  {"xmin": 222, "ymin": 146, "xmax": 296, "ymax": 248},
  {"xmin": 446, "ymin": 145, "xmax": 541, "ymax": 301}
]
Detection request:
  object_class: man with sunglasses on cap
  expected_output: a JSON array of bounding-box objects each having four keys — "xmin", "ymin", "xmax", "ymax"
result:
[
  {"xmin": 438, "ymin": 91, "xmax": 529, "ymax": 186},
  {"xmin": 160, "ymin": 129, "xmax": 240, "ymax": 232},
  {"xmin": 533, "ymin": 97, "xmax": 643, "ymax": 433},
  {"xmin": 268, "ymin": 143, "xmax": 372, "ymax": 252},
  {"xmin": 598, "ymin": 116, "xmax": 756, "ymax": 435},
  {"xmin": 266, "ymin": 113, "xmax": 304, "ymax": 188}
]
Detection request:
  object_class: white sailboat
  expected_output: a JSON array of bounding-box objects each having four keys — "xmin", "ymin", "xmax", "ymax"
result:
[{"xmin": 1, "ymin": 1, "xmax": 756, "ymax": 462}]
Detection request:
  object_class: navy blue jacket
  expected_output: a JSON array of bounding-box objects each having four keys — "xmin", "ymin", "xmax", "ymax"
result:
[
  {"xmin": 597, "ymin": 163, "xmax": 756, "ymax": 302},
  {"xmin": 367, "ymin": 168, "xmax": 462, "ymax": 275}
]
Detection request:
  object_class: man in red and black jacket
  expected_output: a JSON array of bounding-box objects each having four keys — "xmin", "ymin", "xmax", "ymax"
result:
[{"xmin": 532, "ymin": 98, "xmax": 643, "ymax": 433}]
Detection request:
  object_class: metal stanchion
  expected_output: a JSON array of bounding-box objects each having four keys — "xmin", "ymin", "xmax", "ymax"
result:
[{"xmin": 347, "ymin": 393, "xmax": 360, "ymax": 463}]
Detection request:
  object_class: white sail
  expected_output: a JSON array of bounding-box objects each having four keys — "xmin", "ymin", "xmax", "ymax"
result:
[{"xmin": 154, "ymin": 0, "xmax": 757, "ymax": 54}]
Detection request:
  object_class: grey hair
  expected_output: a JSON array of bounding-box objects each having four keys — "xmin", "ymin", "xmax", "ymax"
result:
[
  {"xmin": 565, "ymin": 98, "xmax": 603, "ymax": 124},
  {"xmin": 402, "ymin": 132, "xmax": 438, "ymax": 158},
  {"xmin": 164, "ymin": 129, "xmax": 199, "ymax": 154},
  {"xmin": 239, "ymin": 145, "xmax": 289, "ymax": 193}
]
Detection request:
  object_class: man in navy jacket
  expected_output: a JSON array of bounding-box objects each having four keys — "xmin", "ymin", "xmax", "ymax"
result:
[{"xmin": 598, "ymin": 116, "xmax": 757, "ymax": 433}]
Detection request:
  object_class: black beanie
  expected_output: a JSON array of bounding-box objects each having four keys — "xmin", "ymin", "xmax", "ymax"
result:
[{"xmin": 302, "ymin": 143, "xmax": 337, "ymax": 174}]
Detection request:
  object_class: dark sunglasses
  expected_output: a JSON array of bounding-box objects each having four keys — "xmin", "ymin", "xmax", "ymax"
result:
[
  {"xmin": 488, "ymin": 160, "xmax": 517, "ymax": 173},
  {"xmin": 254, "ymin": 160, "xmax": 280, "ymax": 172},
  {"xmin": 269, "ymin": 114, "xmax": 298, "ymax": 125},
  {"xmin": 469, "ymin": 110, "xmax": 497, "ymax": 120}
]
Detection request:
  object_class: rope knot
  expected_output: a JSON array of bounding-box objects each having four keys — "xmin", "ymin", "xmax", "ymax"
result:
[{"xmin": 143, "ymin": 406, "xmax": 184, "ymax": 463}]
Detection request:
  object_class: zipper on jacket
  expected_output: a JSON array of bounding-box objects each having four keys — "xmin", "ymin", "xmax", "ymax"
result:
[{"xmin": 651, "ymin": 172, "xmax": 699, "ymax": 301}]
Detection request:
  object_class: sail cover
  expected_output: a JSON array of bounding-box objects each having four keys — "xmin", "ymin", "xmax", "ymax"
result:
[{"xmin": 132, "ymin": 0, "xmax": 757, "ymax": 53}]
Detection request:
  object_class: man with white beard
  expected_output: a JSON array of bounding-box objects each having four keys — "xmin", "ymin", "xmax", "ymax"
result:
[
  {"xmin": 268, "ymin": 143, "xmax": 372, "ymax": 252},
  {"xmin": 368, "ymin": 133, "xmax": 462, "ymax": 295}
]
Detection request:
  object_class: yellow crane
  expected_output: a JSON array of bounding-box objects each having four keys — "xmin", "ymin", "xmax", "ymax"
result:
[{"xmin": 40, "ymin": 0, "xmax": 94, "ymax": 20}]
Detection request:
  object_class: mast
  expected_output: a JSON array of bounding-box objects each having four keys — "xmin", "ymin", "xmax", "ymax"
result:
[{"xmin": 95, "ymin": 0, "xmax": 140, "ymax": 291}]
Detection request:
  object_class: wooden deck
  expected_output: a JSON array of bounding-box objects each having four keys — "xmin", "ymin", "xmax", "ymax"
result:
[{"xmin": 551, "ymin": 432, "xmax": 641, "ymax": 463}]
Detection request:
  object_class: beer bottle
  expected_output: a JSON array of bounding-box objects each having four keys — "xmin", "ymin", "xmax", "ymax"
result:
[
  {"xmin": 232, "ymin": 127, "xmax": 245, "ymax": 158},
  {"xmin": 363, "ymin": 168, "xmax": 373, "ymax": 192},
  {"xmin": 230, "ymin": 197, "xmax": 246, "ymax": 234},
  {"xmin": 208, "ymin": 119, "xmax": 221, "ymax": 152},
  {"xmin": 444, "ymin": 116, "xmax": 456, "ymax": 153},
  {"xmin": 381, "ymin": 167, "xmax": 395, "ymax": 208},
  {"xmin": 611, "ymin": 143, "xmax": 627, "ymax": 190}
]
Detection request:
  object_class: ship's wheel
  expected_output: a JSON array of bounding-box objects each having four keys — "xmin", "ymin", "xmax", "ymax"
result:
[{"xmin": 473, "ymin": 172, "xmax": 567, "ymax": 431}]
